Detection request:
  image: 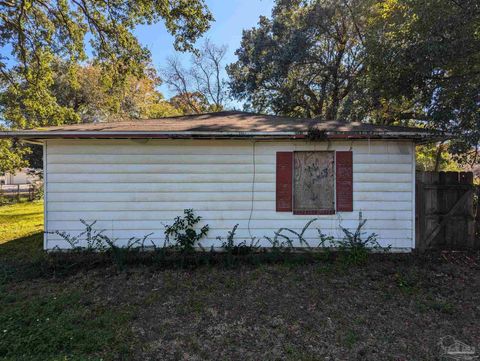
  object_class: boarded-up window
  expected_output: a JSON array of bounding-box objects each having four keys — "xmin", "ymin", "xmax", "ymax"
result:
[{"xmin": 293, "ymin": 151, "xmax": 335, "ymax": 214}]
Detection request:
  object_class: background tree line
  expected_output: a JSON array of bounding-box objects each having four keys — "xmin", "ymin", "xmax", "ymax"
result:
[{"xmin": 0, "ymin": 0, "xmax": 478, "ymax": 173}]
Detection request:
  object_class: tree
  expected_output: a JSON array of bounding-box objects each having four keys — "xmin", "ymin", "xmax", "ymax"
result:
[
  {"xmin": 0, "ymin": 0, "xmax": 212, "ymax": 128},
  {"xmin": 47, "ymin": 60, "xmax": 181, "ymax": 122},
  {"xmin": 190, "ymin": 39, "xmax": 228, "ymax": 110},
  {"xmin": 227, "ymin": 0, "xmax": 368, "ymax": 120},
  {"xmin": 416, "ymin": 144, "xmax": 461, "ymax": 172},
  {"xmin": 0, "ymin": 1, "xmax": 211, "ymax": 171},
  {"xmin": 163, "ymin": 39, "xmax": 228, "ymax": 113},
  {"xmin": 228, "ymin": 0, "xmax": 479, "ymax": 165},
  {"xmin": 168, "ymin": 92, "xmax": 212, "ymax": 114},
  {"xmin": 0, "ymin": 136, "xmax": 29, "ymax": 174},
  {"xmin": 0, "ymin": 59, "xmax": 182, "ymax": 171},
  {"xmin": 362, "ymin": 0, "xmax": 480, "ymax": 161}
]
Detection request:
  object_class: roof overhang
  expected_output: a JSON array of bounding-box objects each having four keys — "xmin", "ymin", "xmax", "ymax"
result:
[{"xmin": 0, "ymin": 130, "xmax": 445, "ymax": 143}]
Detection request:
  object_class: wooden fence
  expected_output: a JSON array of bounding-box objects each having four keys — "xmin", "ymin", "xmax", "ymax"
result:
[
  {"xmin": 0, "ymin": 184, "xmax": 35, "ymax": 203},
  {"xmin": 415, "ymin": 171, "xmax": 478, "ymax": 250}
]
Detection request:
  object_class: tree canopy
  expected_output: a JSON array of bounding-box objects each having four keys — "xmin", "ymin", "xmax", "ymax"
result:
[
  {"xmin": 0, "ymin": 0, "xmax": 478, "ymax": 172},
  {"xmin": 364, "ymin": 0, "xmax": 480, "ymax": 162},
  {"xmin": 228, "ymin": 0, "xmax": 367, "ymax": 120},
  {"xmin": 0, "ymin": 0, "xmax": 212, "ymax": 128},
  {"xmin": 0, "ymin": 59, "xmax": 184, "ymax": 173},
  {"xmin": 47, "ymin": 60, "xmax": 181, "ymax": 123},
  {"xmin": 228, "ymin": 0, "xmax": 480, "ymax": 164}
]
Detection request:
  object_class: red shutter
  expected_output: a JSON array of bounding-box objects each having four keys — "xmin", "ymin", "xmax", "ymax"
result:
[
  {"xmin": 336, "ymin": 151, "xmax": 353, "ymax": 212},
  {"xmin": 276, "ymin": 152, "xmax": 293, "ymax": 212}
]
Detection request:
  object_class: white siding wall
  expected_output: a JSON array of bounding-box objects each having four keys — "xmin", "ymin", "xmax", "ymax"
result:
[{"xmin": 44, "ymin": 139, "xmax": 415, "ymax": 250}]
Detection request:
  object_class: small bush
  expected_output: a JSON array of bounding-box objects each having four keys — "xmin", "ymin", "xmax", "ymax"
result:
[
  {"xmin": 164, "ymin": 209, "xmax": 209, "ymax": 253},
  {"xmin": 27, "ymin": 169, "xmax": 44, "ymax": 200}
]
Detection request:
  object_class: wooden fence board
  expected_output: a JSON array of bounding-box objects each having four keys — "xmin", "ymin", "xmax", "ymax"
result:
[{"xmin": 416, "ymin": 171, "xmax": 478, "ymax": 250}]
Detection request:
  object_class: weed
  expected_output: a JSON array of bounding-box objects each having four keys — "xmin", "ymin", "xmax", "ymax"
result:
[
  {"xmin": 215, "ymin": 224, "xmax": 261, "ymax": 267},
  {"xmin": 44, "ymin": 212, "xmax": 392, "ymax": 270},
  {"xmin": 333, "ymin": 213, "xmax": 390, "ymax": 265},
  {"xmin": 217, "ymin": 224, "xmax": 261, "ymax": 256},
  {"xmin": 343, "ymin": 329, "xmax": 359, "ymax": 349},
  {"xmin": 50, "ymin": 219, "xmax": 108, "ymax": 251},
  {"xmin": 272, "ymin": 218, "xmax": 318, "ymax": 249},
  {"xmin": 395, "ymin": 272, "xmax": 419, "ymax": 294},
  {"xmin": 103, "ymin": 233, "xmax": 153, "ymax": 271}
]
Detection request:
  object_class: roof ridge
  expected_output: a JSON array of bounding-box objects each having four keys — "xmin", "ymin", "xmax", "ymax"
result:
[{"xmin": 146, "ymin": 110, "xmax": 250, "ymax": 121}]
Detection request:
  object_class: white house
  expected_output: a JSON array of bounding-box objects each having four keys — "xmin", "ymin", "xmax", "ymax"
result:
[
  {"xmin": 1, "ymin": 111, "xmax": 439, "ymax": 251},
  {"xmin": 1, "ymin": 168, "xmax": 31, "ymax": 185}
]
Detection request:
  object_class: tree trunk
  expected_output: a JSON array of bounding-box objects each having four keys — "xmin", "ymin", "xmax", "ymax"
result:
[
  {"xmin": 434, "ymin": 142, "xmax": 444, "ymax": 172},
  {"xmin": 325, "ymin": 39, "xmax": 346, "ymax": 121}
]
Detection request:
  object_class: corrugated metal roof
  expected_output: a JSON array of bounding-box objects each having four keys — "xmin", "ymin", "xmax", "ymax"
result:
[{"xmin": 0, "ymin": 111, "xmax": 443, "ymax": 141}]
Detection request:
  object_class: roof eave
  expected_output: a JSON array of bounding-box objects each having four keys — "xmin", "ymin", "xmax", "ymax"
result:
[{"xmin": 0, "ymin": 130, "xmax": 445, "ymax": 142}]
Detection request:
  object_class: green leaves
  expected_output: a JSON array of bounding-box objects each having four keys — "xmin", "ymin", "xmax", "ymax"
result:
[
  {"xmin": 0, "ymin": 139, "xmax": 29, "ymax": 174},
  {"xmin": 228, "ymin": 0, "xmax": 368, "ymax": 120},
  {"xmin": 0, "ymin": 0, "xmax": 213, "ymax": 129},
  {"xmin": 364, "ymin": 0, "xmax": 480, "ymax": 158},
  {"xmin": 229, "ymin": 0, "xmax": 479, "ymax": 163},
  {"xmin": 164, "ymin": 209, "xmax": 210, "ymax": 253},
  {"xmin": 0, "ymin": 1, "xmax": 212, "ymax": 172}
]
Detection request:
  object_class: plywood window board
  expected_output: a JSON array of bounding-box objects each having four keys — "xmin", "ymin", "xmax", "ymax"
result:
[{"xmin": 293, "ymin": 151, "xmax": 335, "ymax": 214}]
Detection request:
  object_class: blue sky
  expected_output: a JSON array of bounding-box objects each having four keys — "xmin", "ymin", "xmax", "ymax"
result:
[{"xmin": 134, "ymin": 0, "xmax": 275, "ymax": 98}]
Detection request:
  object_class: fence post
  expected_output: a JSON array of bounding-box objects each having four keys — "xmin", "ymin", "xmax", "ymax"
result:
[{"xmin": 476, "ymin": 186, "xmax": 480, "ymax": 247}]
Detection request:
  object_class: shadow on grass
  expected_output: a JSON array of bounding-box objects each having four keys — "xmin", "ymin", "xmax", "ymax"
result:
[
  {"xmin": 0, "ymin": 233, "xmax": 49, "ymax": 285},
  {"xmin": 0, "ymin": 233, "xmax": 114, "ymax": 285},
  {"xmin": 0, "ymin": 233, "xmax": 341, "ymax": 285},
  {"xmin": 0, "ymin": 232, "xmax": 43, "ymax": 261},
  {"xmin": 0, "ymin": 232, "xmax": 455, "ymax": 288}
]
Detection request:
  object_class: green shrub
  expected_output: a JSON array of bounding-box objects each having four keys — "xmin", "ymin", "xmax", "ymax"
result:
[
  {"xmin": 47, "ymin": 211, "xmax": 392, "ymax": 270},
  {"xmin": 164, "ymin": 209, "xmax": 209, "ymax": 253}
]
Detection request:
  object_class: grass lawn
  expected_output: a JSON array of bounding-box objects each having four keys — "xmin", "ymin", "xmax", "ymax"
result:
[
  {"xmin": 0, "ymin": 201, "xmax": 135, "ymax": 361},
  {"xmin": 0, "ymin": 201, "xmax": 479, "ymax": 360},
  {"xmin": 0, "ymin": 201, "xmax": 43, "ymax": 244}
]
